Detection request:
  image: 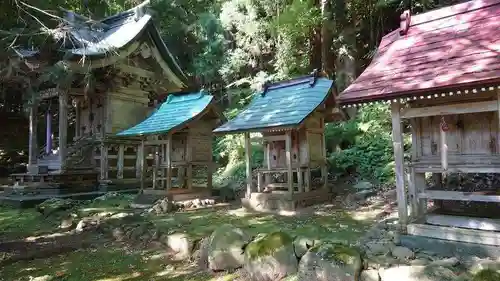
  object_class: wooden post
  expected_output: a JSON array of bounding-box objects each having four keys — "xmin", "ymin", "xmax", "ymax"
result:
[
  {"xmin": 265, "ymin": 142, "xmax": 272, "ymax": 186},
  {"xmin": 117, "ymin": 144, "xmax": 124, "ymax": 179},
  {"xmin": 166, "ymin": 134, "xmax": 172, "ymax": 191},
  {"xmin": 297, "ymin": 169, "xmax": 303, "ymax": 193},
  {"xmin": 58, "ymin": 92, "xmax": 68, "ymax": 169},
  {"xmin": 440, "ymin": 117, "xmax": 448, "ymax": 171},
  {"xmin": 285, "ymin": 131, "xmax": 293, "ymax": 194},
  {"xmin": 304, "ymin": 168, "xmax": 311, "ymax": 192},
  {"xmin": 321, "ymin": 119, "xmax": 328, "ymax": 190},
  {"xmin": 27, "ymin": 96, "xmax": 38, "ymax": 173},
  {"xmin": 244, "ymin": 132, "xmax": 252, "ymax": 198},
  {"xmin": 100, "ymin": 143, "xmax": 108, "ymax": 181},
  {"xmin": 135, "ymin": 143, "xmax": 142, "ymax": 179},
  {"xmin": 140, "ymin": 139, "xmax": 145, "ymax": 191},
  {"xmin": 186, "ymin": 134, "xmax": 193, "ymax": 190},
  {"xmin": 75, "ymin": 100, "xmax": 80, "ymax": 138},
  {"xmin": 391, "ymin": 101, "xmax": 408, "ymax": 227}
]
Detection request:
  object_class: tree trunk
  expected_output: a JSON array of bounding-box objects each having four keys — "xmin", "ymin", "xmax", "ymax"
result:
[
  {"xmin": 309, "ymin": 0, "xmax": 322, "ymax": 71},
  {"xmin": 321, "ymin": 0, "xmax": 334, "ymax": 78}
]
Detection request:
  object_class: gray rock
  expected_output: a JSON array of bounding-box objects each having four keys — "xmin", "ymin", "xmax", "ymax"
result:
[
  {"xmin": 31, "ymin": 275, "xmax": 54, "ymax": 281},
  {"xmin": 379, "ymin": 265, "xmax": 456, "ymax": 281},
  {"xmin": 166, "ymin": 233, "xmax": 194, "ymax": 260},
  {"xmin": 207, "ymin": 224, "xmax": 251, "ymax": 271},
  {"xmin": 244, "ymin": 232, "xmax": 298, "ymax": 281},
  {"xmin": 411, "ymin": 258, "xmax": 430, "ymax": 266},
  {"xmin": 354, "ymin": 181, "xmax": 374, "ymax": 191},
  {"xmin": 60, "ymin": 218, "xmax": 74, "ymax": 230},
  {"xmin": 366, "ymin": 240, "xmax": 395, "ymax": 255},
  {"xmin": 361, "ymin": 269, "xmax": 380, "ymax": 281},
  {"xmin": 293, "ymin": 236, "xmax": 315, "ymax": 259},
  {"xmin": 297, "ymin": 242, "xmax": 362, "ymax": 281},
  {"xmin": 391, "ymin": 246, "xmax": 414, "ymax": 260},
  {"xmin": 429, "ymin": 257, "xmax": 459, "ymax": 268}
]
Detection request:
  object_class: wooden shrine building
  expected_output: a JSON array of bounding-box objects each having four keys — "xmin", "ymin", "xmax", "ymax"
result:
[
  {"xmin": 214, "ymin": 72, "xmax": 343, "ymax": 212},
  {"xmin": 117, "ymin": 91, "xmax": 224, "ymax": 201},
  {"xmin": 339, "ymin": 0, "xmax": 500, "ymax": 254},
  {"xmin": 2, "ymin": 1, "xmax": 190, "ymax": 204}
]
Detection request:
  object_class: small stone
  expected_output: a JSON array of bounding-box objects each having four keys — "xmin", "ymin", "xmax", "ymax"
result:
[
  {"xmin": 60, "ymin": 218, "xmax": 74, "ymax": 230},
  {"xmin": 31, "ymin": 275, "xmax": 54, "ymax": 281},
  {"xmin": 112, "ymin": 227, "xmax": 125, "ymax": 241},
  {"xmin": 392, "ymin": 246, "xmax": 414, "ymax": 260},
  {"xmin": 75, "ymin": 220, "xmax": 86, "ymax": 232},
  {"xmin": 429, "ymin": 257, "xmax": 460, "ymax": 268},
  {"xmin": 361, "ymin": 269, "xmax": 380, "ymax": 281}
]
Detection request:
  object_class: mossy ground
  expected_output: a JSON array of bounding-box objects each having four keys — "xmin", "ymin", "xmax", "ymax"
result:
[{"xmin": 0, "ymin": 194, "xmax": 373, "ymax": 281}]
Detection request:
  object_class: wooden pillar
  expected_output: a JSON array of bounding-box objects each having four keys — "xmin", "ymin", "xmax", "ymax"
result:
[
  {"xmin": 244, "ymin": 132, "xmax": 252, "ymax": 198},
  {"xmin": 136, "ymin": 142, "xmax": 143, "ymax": 179},
  {"xmin": 391, "ymin": 101, "xmax": 408, "ymax": 227},
  {"xmin": 285, "ymin": 131, "xmax": 293, "ymax": 194},
  {"xmin": 185, "ymin": 134, "xmax": 193, "ymax": 190},
  {"xmin": 166, "ymin": 135, "xmax": 172, "ymax": 191},
  {"xmin": 321, "ymin": 119, "xmax": 328, "ymax": 190},
  {"xmin": 139, "ymin": 139, "xmax": 145, "ymax": 191},
  {"xmin": 74, "ymin": 100, "xmax": 80, "ymax": 138},
  {"xmin": 265, "ymin": 142, "xmax": 272, "ymax": 186},
  {"xmin": 27, "ymin": 96, "xmax": 38, "ymax": 173},
  {"xmin": 100, "ymin": 143, "xmax": 108, "ymax": 181},
  {"xmin": 58, "ymin": 92, "xmax": 68, "ymax": 169},
  {"xmin": 117, "ymin": 144, "xmax": 124, "ymax": 179}
]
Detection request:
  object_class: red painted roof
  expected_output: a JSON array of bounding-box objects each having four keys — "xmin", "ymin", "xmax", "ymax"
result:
[{"xmin": 339, "ymin": 0, "xmax": 500, "ymax": 104}]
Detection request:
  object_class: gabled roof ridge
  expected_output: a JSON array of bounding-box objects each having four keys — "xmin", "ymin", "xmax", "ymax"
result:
[
  {"xmin": 263, "ymin": 71, "xmax": 321, "ymax": 94},
  {"xmin": 411, "ymin": 0, "xmax": 500, "ymax": 27}
]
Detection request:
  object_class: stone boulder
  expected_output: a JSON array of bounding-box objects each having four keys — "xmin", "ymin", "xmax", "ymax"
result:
[
  {"xmin": 165, "ymin": 233, "xmax": 194, "ymax": 260},
  {"xmin": 297, "ymin": 242, "xmax": 362, "ymax": 281},
  {"xmin": 244, "ymin": 232, "xmax": 298, "ymax": 281},
  {"xmin": 36, "ymin": 198, "xmax": 75, "ymax": 216},
  {"xmin": 379, "ymin": 265, "xmax": 457, "ymax": 281},
  {"xmin": 207, "ymin": 224, "xmax": 251, "ymax": 271},
  {"xmin": 293, "ymin": 236, "xmax": 316, "ymax": 259}
]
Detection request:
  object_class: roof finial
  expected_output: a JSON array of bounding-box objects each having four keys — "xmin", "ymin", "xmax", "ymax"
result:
[
  {"xmin": 400, "ymin": 10, "xmax": 411, "ymax": 36},
  {"xmin": 309, "ymin": 68, "xmax": 319, "ymax": 87},
  {"xmin": 261, "ymin": 81, "xmax": 270, "ymax": 96}
]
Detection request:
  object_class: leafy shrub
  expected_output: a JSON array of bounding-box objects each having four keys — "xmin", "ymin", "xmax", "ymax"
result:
[{"xmin": 327, "ymin": 104, "xmax": 398, "ymax": 183}]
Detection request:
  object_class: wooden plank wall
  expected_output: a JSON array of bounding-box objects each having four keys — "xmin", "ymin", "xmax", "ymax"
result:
[{"xmin": 416, "ymin": 112, "xmax": 499, "ymax": 159}]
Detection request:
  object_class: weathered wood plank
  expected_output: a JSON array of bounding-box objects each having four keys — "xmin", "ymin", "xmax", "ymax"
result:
[
  {"xmin": 391, "ymin": 102, "xmax": 408, "ymax": 226},
  {"xmin": 407, "ymin": 223, "xmax": 500, "ymax": 246},
  {"xmin": 426, "ymin": 214, "xmax": 500, "ymax": 232},
  {"xmin": 418, "ymin": 190, "xmax": 500, "ymax": 203},
  {"xmin": 401, "ymin": 100, "xmax": 497, "ymax": 119}
]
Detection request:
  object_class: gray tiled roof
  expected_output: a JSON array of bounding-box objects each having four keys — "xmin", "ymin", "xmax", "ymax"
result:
[{"xmin": 214, "ymin": 76, "xmax": 334, "ymax": 133}]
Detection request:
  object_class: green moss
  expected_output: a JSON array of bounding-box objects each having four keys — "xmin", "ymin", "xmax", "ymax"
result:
[
  {"xmin": 245, "ymin": 231, "xmax": 293, "ymax": 260},
  {"xmin": 309, "ymin": 242, "xmax": 361, "ymax": 265},
  {"xmin": 473, "ymin": 269, "xmax": 500, "ymax": 281}
]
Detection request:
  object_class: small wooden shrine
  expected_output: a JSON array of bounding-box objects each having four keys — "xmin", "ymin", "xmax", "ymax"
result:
[
  {"xmin": 2, "ymin": 1, "xmax": 189, "ymax": 205},
  {"xmin": 339, "ymin": 1, "xmax": 500, "ymax": 254},
  {"xmin": 214, "ymin": 71, "xmax": 343, "ymax": 211},
  {"xmin": 117, "ymin": 91, "xmax": 224, "ymax": 201}
]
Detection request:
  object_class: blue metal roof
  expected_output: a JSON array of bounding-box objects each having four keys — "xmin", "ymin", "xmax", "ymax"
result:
[
  {"xmin": 214, "ymin": 76, "xmax": 334, "ymax": 133},
  {"xmin": 117, "ymin": 91, "xmax": 213, "ymax": 136}
]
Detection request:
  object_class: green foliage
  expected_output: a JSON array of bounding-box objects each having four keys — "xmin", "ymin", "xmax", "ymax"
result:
[{"xmin": 327, "ymin": 104, "xmax": 395, "ymax": 183}]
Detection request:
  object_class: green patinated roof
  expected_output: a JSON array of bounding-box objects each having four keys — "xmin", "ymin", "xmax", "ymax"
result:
[
  {"xmin": 117, "ymin": 91, "xmax": 213, "ymax": 136},
  {"xmin": 214, "ymin": 75, "xmax": 334, "ymax": 133}
]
